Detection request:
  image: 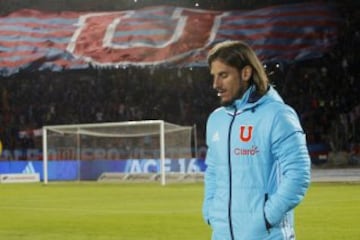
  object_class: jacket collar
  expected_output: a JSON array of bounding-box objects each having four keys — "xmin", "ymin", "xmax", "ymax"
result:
[{"xmin": 225, "ymin": 84, "xmax": 283, "ymax": 113}]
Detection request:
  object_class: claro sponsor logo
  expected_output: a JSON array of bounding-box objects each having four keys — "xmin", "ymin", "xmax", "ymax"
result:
[{"xmin": 234, "ymin": 146, "xmax": 259, "ymax": 156}]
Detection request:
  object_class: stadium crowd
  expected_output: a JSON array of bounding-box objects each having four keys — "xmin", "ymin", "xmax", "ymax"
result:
[{"xmin": 0, "ymin": 1, "xmax": 359, "ymax": 165}]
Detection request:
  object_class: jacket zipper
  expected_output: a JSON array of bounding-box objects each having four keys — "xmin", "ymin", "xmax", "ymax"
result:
[{"xmin": 228, "ymin": 106, "xmax": 237, "ymax": 240}]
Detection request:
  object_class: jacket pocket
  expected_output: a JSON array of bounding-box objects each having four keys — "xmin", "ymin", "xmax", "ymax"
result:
[{"xmin": 264, "ymin": 193, "xmax": 272, "ymax": 232}]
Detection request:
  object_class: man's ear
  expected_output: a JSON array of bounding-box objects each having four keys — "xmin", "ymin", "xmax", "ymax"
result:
[{"xmin": 241, "ymin": 65, "xmax": 253, "ymax": 82}]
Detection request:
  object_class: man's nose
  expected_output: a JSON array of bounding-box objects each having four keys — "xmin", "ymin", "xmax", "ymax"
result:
[{"xmin": 213, "ymin": 77, "xmax": 220, "ymax": 90}]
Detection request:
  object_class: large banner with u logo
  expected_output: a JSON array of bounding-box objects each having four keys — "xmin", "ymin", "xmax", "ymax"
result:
[{"xmin": 0, "ymin": 3, "xmax": 340, "ymax": 76}]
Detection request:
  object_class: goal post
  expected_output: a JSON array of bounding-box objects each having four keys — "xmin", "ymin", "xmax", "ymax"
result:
[{"xmin": 42, "ymin": 120, "xmax": 196, "ymax": 185}]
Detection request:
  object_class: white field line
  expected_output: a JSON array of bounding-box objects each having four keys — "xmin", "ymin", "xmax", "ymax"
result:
[{"xmin": 0, "ymin": 205, "xmax": 200, "ymax": 215}]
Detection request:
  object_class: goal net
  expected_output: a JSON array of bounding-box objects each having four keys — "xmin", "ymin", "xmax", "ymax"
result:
[{"xmin": 42, "ymin": 120, "xmax": 196, "ymax": 185}]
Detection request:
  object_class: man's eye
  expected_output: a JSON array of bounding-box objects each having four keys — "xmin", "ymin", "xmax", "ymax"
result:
[{"xmin": 220, "ymin": 73, "xmax": 228, "ymax": 78}]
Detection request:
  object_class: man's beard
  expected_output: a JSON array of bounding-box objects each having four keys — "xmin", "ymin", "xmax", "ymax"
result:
[{"xmin": 220, "ymin": 84, "xmax": 249, "ymax": 107}]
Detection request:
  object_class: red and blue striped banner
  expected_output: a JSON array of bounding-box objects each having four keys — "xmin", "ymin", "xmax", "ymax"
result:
[{"xmin": 0, "ymin": 2, "xmax": 341, "ymax": 76}]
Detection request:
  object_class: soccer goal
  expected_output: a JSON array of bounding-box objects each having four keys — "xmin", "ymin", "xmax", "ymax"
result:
[{"xmin": 42, "ymin": 120, "xmax": 197, "ymax": 185}]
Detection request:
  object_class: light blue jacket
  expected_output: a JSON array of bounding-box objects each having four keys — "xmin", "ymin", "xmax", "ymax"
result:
[{"xmin": 203, "ymin": 85, "xmax": 311, "ymax": 240}]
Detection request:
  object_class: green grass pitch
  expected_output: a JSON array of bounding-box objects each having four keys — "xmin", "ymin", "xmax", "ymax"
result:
[{"xmin": 0, "ymin": 181, "xmax": 359, "ymax": 239}]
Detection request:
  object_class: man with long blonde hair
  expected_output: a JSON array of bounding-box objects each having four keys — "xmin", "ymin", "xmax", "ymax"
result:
[{"xmin": 202, "ymin": 40, "xmax": 310, "ymax": 240}]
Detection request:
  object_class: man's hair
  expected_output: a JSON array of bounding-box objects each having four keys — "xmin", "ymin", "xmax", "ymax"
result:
[{"xmin": 207, "ymin": 40, "xmax": 269, "ymax": 96}]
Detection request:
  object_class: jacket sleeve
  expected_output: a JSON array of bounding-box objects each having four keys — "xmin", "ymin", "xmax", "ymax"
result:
[
  {"xmin": 264, "ymin": 106, "xmax": 311, "ymax": 226},
  {"xmin": 202, "ymin": 120, "xmax": 217, "ymax": 224}
]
